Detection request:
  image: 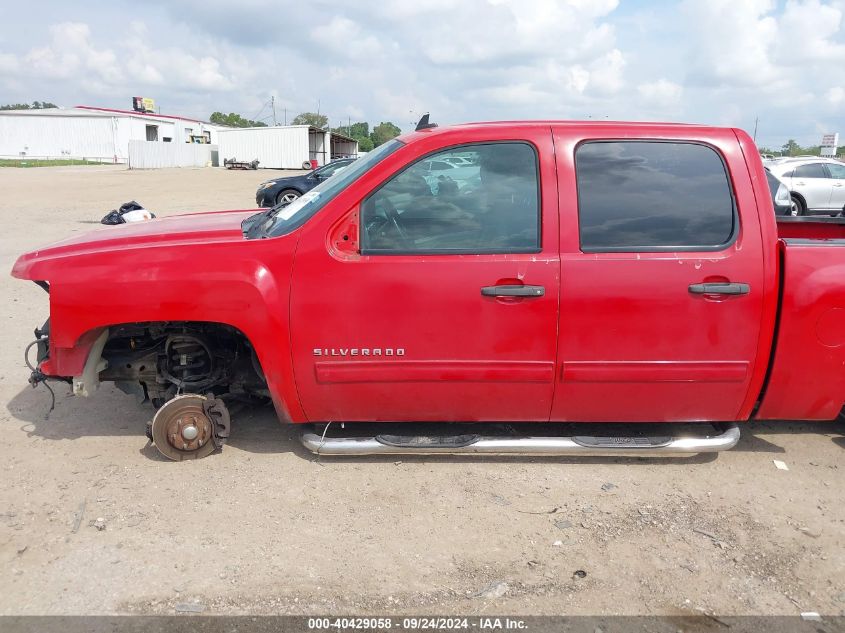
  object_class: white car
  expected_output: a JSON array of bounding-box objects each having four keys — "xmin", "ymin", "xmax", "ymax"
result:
[{"xmin": 766, "ymin": 158, "xmax": 845, "ymax": 215}]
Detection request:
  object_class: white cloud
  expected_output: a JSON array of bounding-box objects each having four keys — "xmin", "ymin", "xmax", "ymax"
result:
[
  {"xmin": 0, "ymin": 52, "xmax": 18, "ymax": 74},
  {"xmin": 4, "ymin": 20, "xmax": 242, "ymax": 101},
  {"xmin": 826, "ymin": 86, "xmax": 845, "ymax": 105},
  {"xmin": 1, "ymin": 0, "xmax": 845, "ymax": 148},
  {"xmin": 777, "ymin": 0, "xmax": 845, "ymax": 62},
  {"xmin": 638, "ymin": 79, "xmax": 683, "ymax": 106},
  {"xmin": 680, "ymin": 0, "xmax": 780, "ymax": 88},
  {"xmin": 310, "ymin": 16, "xmax": 383, "ymax": 60}
]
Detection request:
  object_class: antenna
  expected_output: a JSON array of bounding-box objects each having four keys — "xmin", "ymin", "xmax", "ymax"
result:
[{"xmin": 415, "ymin": 113, "xmax": 437, "ymax": 131}]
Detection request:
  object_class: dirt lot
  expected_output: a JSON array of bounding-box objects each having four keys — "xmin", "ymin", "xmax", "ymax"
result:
[{"xmin": 0, "ymin": 165, "xmax": 843, "ymax": 617}]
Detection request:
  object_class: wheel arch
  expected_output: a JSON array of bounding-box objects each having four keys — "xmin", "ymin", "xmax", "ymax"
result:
[{"xmin": 790, "ymin": 190, "xmax": 807, "ymax": 211}]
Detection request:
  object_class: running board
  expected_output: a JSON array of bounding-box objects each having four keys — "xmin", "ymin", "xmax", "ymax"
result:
[{"xmin": 300, "ymin": 424, "xmax": 740, "ymax": 456}]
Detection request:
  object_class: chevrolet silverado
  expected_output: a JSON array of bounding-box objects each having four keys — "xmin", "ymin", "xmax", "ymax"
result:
[{"xmin": 12, "ymin": 117, "xmax": 845, "ymax": 460}]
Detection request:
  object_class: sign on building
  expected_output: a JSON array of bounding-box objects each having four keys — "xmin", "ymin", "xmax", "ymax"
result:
[
  {"xmin": 132, "ymin": 97, "xmax": 156, "ymax": 114},
  {"xmin": 820, "ymin": 133, "xmax": 839, "ymax": 157}
]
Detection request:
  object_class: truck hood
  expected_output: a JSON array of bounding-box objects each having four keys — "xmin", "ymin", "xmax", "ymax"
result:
[{"xmin": 12, "ymin": 209, "xmax": 258, "ymax": 280}]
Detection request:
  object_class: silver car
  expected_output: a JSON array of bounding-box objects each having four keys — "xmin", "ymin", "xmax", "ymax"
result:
[{"xmin": 766, "ymin": 158, "xmax": 845, "ymax": 215}]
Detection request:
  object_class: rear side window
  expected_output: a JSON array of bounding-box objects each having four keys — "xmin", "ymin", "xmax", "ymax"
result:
[
  {"xmin": 575, "ymin": 141, "xmax": 736, "ymax": 252},
  {"xmin": 827, "ymin": 163, "xmax": 845, "ymax": 179},
  {"xmin": 793, "ymin": 163, "xmax": 829, "ymax": 178},
  {"xmin": 794, "ymin": 163, "xmax": 828, "ymax": 178}
]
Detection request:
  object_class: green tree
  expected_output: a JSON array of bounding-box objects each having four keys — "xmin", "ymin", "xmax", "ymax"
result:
[
  {"xmin": 332, "ymin": 121, "xmax": 374, "ymax": 151},
  {"xmin": 331, "ymin": 121, "xmax": 369, "ymax": 138},
  {"xmin": 782, "ymin": 139, "xmax": 801, "ymax": 156},
  {"xmin": 292, "ymin": 112, "xmax": 328, "ymax": 128},
  {"xmin": 0, "ymin": 101, "xmax": 58, "ymax": 110},
  {"xmin": 370, "ymin": 121, "xmax": 402, "ymax": 147},
  {"xmin": 209, "ymin": 112, "xmax": 267, "ymax": 128},
  {"xmin": 349, "ymin": 122, "xmax": 369, "ymax": 139}
]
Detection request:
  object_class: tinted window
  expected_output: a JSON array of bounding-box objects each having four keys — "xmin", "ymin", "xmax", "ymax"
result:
[
  {"xmin": 793, "ymin": 163, "xmax": 829, "ymax": 178},
  {"xmin": 576, "ymin": 141, "xmax": 735, "ymax": 251},
  {"xmin": 766, "ymin": 171, "xmax": 780, "ymax": 195},
  {"xmin": 361, "ymin": 143, "xmax": 540, "ymax": 254},
  {"xmin": 826, "ymin": 163, "xmax": 845, "ymax": 179},
  {"xmin": 317, "ymin": 161, "xmax": 349, "ymax": 177},
  {"xmin": 262, "ymin": 140, "xmax": 402, "ymax": 237},
  {"xmin": 781, "ymin": 170, "xmax": 794, "ymax": 178}
]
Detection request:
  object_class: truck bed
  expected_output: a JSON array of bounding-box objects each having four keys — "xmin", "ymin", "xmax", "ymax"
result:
[
  {"xmin": 755, "ymin": 216, "xmax": 845, "ymax": 420},
  {"xmin": 776, "ymin": 215, "xmax": 845, "ymax": 240}
]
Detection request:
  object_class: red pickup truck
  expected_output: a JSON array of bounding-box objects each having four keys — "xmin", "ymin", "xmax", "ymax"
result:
[{"xmin": 12, "ymin": 119, "xmax": 845, "ymax": 460}]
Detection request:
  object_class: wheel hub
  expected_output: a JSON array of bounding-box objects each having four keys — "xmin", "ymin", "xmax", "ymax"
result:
[{"xmin": 151, "ymin": 394, "xmax": 218, "ymax": 461}]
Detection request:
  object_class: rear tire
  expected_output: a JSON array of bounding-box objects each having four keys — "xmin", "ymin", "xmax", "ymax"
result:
[
  {"xmin": 276, "ymin": 189, "xmax": 301, "ymax": 206},
  {"xmin": 790, "ymin": 194, "xmax": 806, "ymax": 216}
]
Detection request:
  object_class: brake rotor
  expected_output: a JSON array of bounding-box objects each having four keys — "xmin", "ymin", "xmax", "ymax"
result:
[{"xmin": 151, "ymin": 394, "xmax": 217, "ymax": 461}]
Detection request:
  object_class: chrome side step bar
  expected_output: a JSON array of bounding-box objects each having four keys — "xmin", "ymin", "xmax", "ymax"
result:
[{"xmin": 300, "ymin": 423, "xmax": 740, "ymax": 456}]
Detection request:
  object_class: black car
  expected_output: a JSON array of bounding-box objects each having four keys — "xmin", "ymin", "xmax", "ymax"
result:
[
  {"xmin": 255, "ymin": 158, "xmax": 356, "ymax": 207},
  {"xmin": 765, "ymin": 168, "xmax": 794, "ymax": 216}
]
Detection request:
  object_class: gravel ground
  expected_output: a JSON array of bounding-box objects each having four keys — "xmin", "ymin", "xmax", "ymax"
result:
[{"xmin": 0, "ymin": 165, "xmax": 843, "ymax": 617}]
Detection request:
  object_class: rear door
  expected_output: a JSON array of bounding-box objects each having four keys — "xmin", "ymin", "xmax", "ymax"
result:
[
  {"xmin": 826, "ymin": 162, "xmax": 845, "ymax": 211},
  {"xmin": 290, "ymin": 128, "xmax": 560, "ymax": 422},
  {"xmin": 550, "ymin": 129, "xmax": 766, "ymax": 422}
]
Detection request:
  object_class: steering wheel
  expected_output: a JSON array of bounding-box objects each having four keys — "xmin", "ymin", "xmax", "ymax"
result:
[{"xmin": 383, "ymin": 200, "xmax": 413, "ymax": 249}]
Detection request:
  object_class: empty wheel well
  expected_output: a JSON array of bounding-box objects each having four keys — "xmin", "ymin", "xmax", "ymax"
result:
[{"xmin": 98, "ymin": 321, "xmax": 268, "ymax": 404}]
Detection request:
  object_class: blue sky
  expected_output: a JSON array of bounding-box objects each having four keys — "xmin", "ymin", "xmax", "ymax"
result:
[{"xmin": 1, "ymin": 0, "xmax": 844, "ymax": 149}]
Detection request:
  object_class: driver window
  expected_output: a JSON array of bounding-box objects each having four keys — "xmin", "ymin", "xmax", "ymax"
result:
[{"xmin": 360, "ymin": 143, "xmax": 540, "ymax": 254}]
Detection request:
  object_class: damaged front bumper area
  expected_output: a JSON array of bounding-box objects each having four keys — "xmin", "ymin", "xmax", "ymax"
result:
[{"xmin": 24, "ymin": 280, "xmax": 105, "ymax": 397}]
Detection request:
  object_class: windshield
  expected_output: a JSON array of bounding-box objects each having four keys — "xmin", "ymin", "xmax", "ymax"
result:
[{"xmin": 261, "ymin": 140, "xmax": 403, "ymax": 237}]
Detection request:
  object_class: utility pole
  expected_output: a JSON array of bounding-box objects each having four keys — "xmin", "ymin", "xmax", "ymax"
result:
[
  {"xmin": 284, "ymin": 108, "xmax": 287, "ymax": 126},
  {"xmin": 271, "ymin": 96, "xmax": 277, "ymax": 126},
  {"xmin": 753, "ymin": 117, "xmax": 759, "ymax": 143}
]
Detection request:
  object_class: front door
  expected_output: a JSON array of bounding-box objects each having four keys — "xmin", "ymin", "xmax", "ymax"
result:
[
  {"xmin": 290, "ymin": 136, "xmax": 560, "ymax": 422},
  {"xmin": 550, "ymin": 133, "xmax": 766, "ymax": 422}
]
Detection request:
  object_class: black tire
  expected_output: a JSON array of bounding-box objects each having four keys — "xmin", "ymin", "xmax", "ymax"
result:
[
  {"xmin": 790, "ymin": 194, "xmax": 806, "ymax": 216},
  {"xmin": 276, "ymin": 189, "xmax": 301, "ymax": 206}
]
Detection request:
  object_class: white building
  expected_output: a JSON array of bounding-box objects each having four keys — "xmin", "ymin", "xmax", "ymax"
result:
[
  {"xmin": 0, "ymin": 106, "xmax": 223, "ymax": 164},
  {"xmin": 217, "ymin": 125, "xmax": 358, "ymax": 169}
]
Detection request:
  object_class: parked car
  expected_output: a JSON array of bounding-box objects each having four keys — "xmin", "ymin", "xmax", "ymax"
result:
[
  {"xmin": 765, "ymin": 168, "xmax": 794, "ymax": 216},
  {"xmin": 13, "ymin": 120, "xmax": 845, "ymax": 461},
  {"xmin": 766, "ymin": 157, "xmax": 845, "ymax": 215},
  {"xmin": 443, "ymin": 156, "xmax": 476, "ymax": 167},
  {"xmin": 255, "ymin": 158, "xmax": 355, "ymax": 207}
]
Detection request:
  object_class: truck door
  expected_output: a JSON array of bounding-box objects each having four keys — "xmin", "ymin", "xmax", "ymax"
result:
[
  {"xmin": 550, "ymin": 132, "xmax": 766, "ymax": 422},
  {"xmin": 290, "ymin": 133, "xmax": 560, "ymax": 422}
]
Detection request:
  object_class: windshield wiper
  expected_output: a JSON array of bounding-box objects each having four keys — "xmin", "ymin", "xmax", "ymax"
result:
[{"xmin": 244, "ymin": 197, "xmax": 297, "ymax": 238}]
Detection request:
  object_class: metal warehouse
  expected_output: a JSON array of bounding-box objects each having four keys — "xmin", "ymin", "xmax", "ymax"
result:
[
  {"xmin": 217, "ymin": 125, "xmax": 359, "ymax": 169},
  {"xmin": 0, "ymin": 106, "xmax": 223, "ymax": 164}
]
